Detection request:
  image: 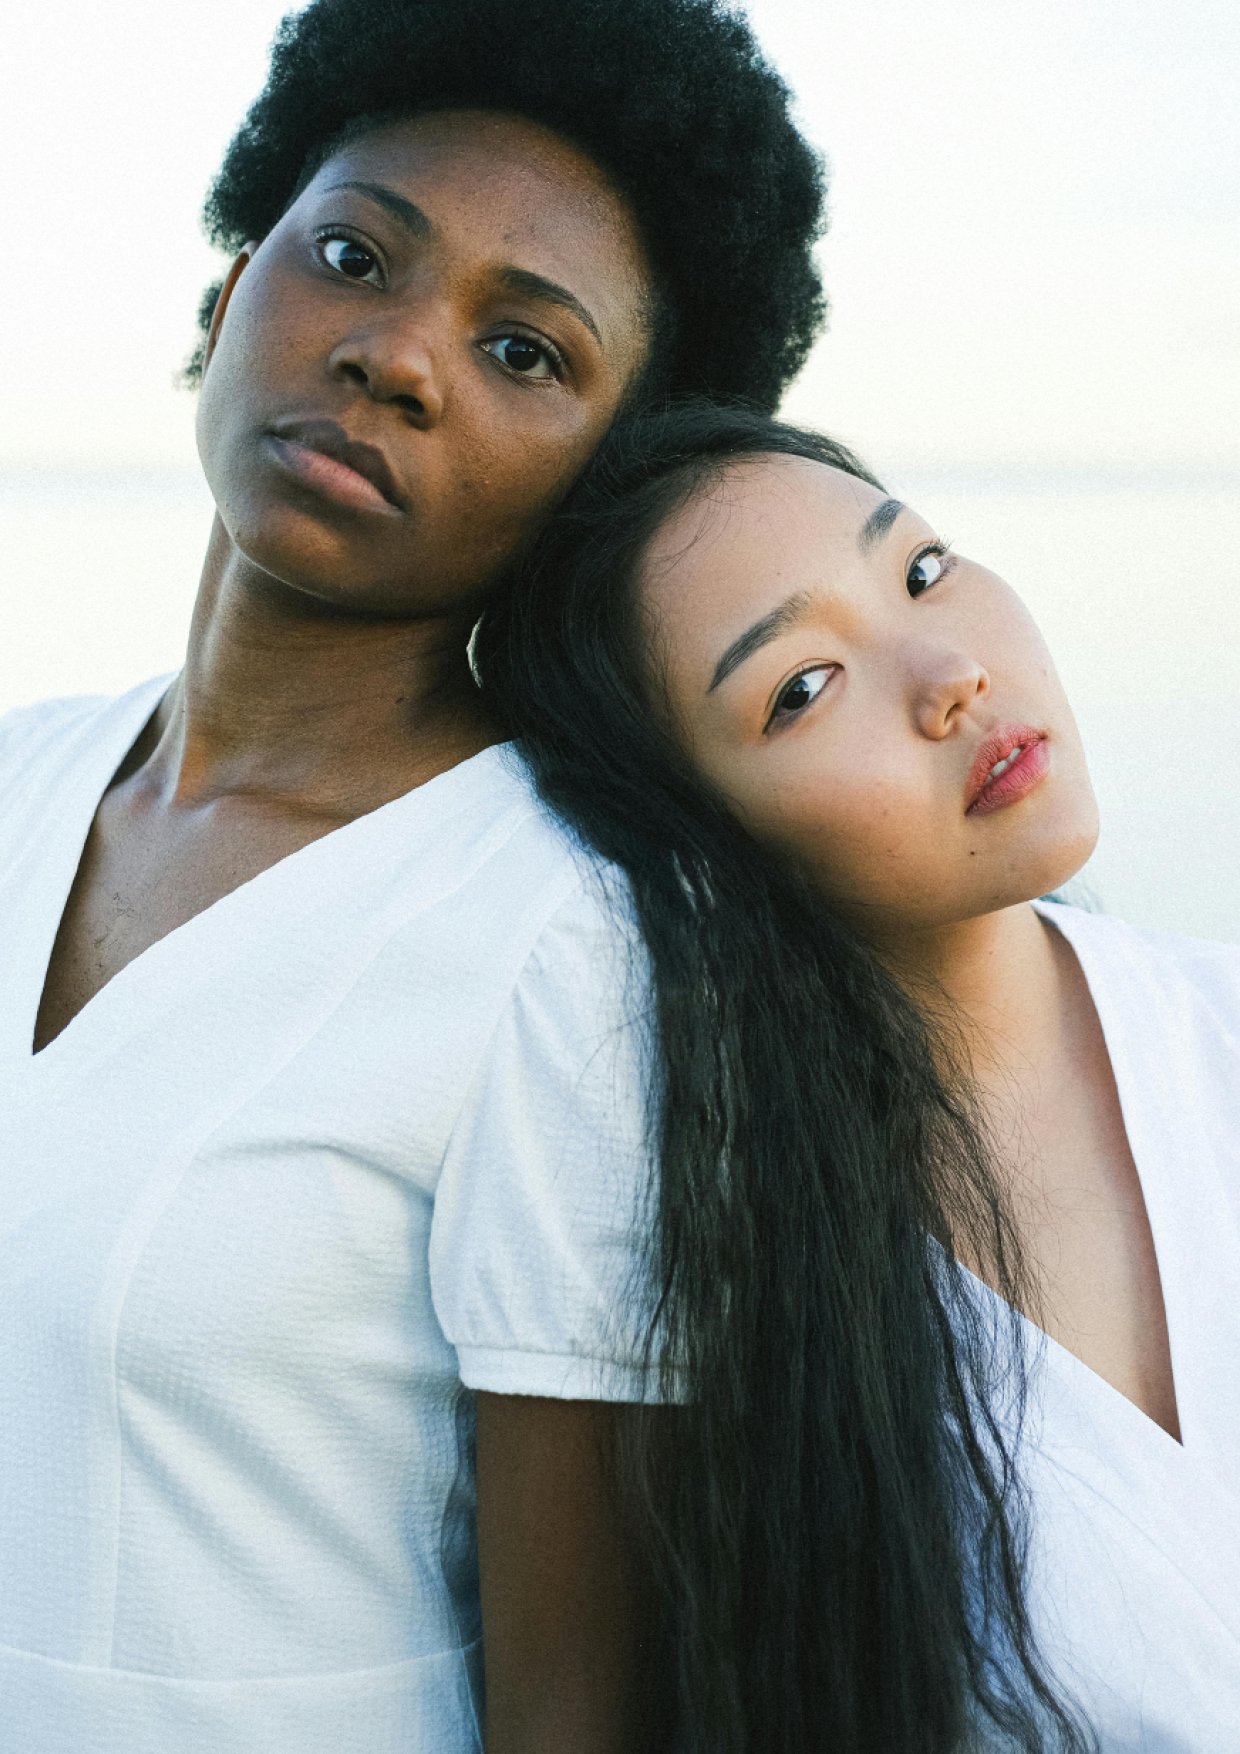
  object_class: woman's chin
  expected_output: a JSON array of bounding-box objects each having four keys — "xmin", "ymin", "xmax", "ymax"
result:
[
  {"xmin": 840, "ymin": 823, "xmax": 1102, "ymax": 943},
  {"xmin": 207, "ymin": 508, "xmax": 423, "ymax": 620},
  {"xmin": 1034, "ymin": 785, "xmax": 1101, "ymax": 896},
  {"xmin": 980, "ymin": 815, "xmax": 1101, "ymax": 919},
  {"xmin": 977, "ymin": 764, "xmax": 1101, "ymax": 915}
]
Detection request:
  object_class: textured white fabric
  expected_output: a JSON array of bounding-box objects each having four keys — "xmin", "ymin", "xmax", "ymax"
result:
[
  {"xmin": 0, "ymin": 678, "xmax": 658, "ymax": 1754},
  {"xmin": 2, "ymin": 679, "xmax": 1236, "ymax": 1752},
  {"xmin": 986, "ymin": 901, "xmax": 1240, "ymax": 1750}
]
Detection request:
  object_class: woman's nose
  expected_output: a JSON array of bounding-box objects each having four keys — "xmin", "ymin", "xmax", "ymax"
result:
[
  {"xmin": 912, "ymin": 648, "xmax": 990, "ymax": 739},
  {"xmin": 327, "ymin": 319, "xmax": 446, "ymax": 427}
]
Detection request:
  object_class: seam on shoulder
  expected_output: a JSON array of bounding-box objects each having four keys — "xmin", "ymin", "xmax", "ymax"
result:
[
  {"xmin": 434, "ymin": 864, "xmax": 622, "ymax": 1174},
  {"xmin": 0, "ymin": 691, "xmax": 109, "ymax": 745}
]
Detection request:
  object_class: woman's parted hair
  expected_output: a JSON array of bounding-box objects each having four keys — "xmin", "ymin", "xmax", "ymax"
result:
[
  {"xmin": 474, "ymin": 402, "xmax": 1094, "ymax": 1753},
  {"xmin": 189, "ymin": 0, "xmax": 826, "ymax": 411}
]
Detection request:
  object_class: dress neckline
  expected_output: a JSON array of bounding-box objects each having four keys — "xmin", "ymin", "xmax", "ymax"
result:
[
  {"xmin": 11, "ymin": 675, "xmax": 518, "ymax": 1071},
  {"xmin": 983, "ymin": 900, "xmax": 1189, "ymax": 1453}
]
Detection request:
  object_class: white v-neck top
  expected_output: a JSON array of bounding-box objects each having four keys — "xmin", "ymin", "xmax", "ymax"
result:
[
  {"xmin": 989, "ymin": 899, "xmax": 1240, "ymax": 1749},
  {"xmin": 0, "ymin": 678, "xmax": 659, "ymax": 1754}
]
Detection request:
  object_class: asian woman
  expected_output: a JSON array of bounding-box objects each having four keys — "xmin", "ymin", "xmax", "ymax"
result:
[{"xmin": 477, "ymin": 400, "xmax": 1240, "ymax": 1753}]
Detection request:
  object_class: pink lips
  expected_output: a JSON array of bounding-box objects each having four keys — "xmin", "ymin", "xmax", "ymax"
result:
[{"xmin": 965, "ymin": 727, "xmax": 1050, "ymax": 816}]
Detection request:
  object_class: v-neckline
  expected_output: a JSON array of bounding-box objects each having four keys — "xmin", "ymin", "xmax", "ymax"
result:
[
  {"xmin": 27, "ymin": 675, "xmax": 171, "ymax": 1061},
  {"xmin": 984, "ymin": 899, "xmax": 1189, "ymax": 1455},
  {"xmin": 20, "ymin": 675, "xmax": 516, "ymax": 1070}
]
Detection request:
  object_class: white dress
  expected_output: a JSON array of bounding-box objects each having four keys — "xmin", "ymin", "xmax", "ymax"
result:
[
  {"xmin": 0, "ymin": 677, "xmax": 657, "ymax": 1754},
  {"xmin": 991, "ymin": 900, "xmax": 1240, "ymax": 1750},
  {"xmin": 1, "ymin": 682, "xmax": 1237, "ymax": 1752}
]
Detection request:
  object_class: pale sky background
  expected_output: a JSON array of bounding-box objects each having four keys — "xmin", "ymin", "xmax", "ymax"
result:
[
  {"xmin": 1, "ymin": 0, "xmax": 1237, "ymax": 473},
  {"xmin": 1, "ymin": 0, "xmax": 1238, "ymax": 935}
]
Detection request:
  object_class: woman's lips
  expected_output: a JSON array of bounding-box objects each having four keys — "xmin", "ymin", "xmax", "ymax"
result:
[
  {"xmin": 965, "ymin": 734, "xmax": 1050, "ymax": 817},
  {"xmin": 264, "ymin": 430, "xmax": 405, "ymax": 516}
]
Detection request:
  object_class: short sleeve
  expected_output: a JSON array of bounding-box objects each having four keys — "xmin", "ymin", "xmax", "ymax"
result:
[{"xmin": 428, "ymin": 871, "xmax": 665, "ymax": 1403}]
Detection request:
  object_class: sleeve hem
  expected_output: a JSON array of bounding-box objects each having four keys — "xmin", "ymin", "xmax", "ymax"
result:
[{"xmin": 455, "ymin": 1343, "xmax": 668, "ymax": 1404}]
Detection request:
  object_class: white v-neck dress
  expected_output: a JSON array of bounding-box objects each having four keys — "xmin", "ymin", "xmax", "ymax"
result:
[
  {"xmin": 2, "ymin": 683, "xmax": 1238, "ymax": 1752},
  {"xmin": 986, "ymin": 900, "xmax": 1240, "ymax": 1750},
  {"xmin": 0, "ymin": 678, "xmax": 659, "ymax": 1754}
]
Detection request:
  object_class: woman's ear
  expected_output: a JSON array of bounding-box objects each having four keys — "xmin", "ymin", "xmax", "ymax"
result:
[{"xmin": 201, "ymin": 243, "xmax": 257, "ymax": 376}]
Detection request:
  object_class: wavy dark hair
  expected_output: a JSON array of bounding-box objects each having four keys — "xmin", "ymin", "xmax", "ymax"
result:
[
  {"xmin": 186, "ymin": 0, "xmax": 825, "ymax": 408},
  {"xmin": 474, "ymin": 403, "xmax": 1094, "ymax": 1753}
]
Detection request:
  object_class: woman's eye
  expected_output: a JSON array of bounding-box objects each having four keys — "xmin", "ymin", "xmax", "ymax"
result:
[
  {"xmin": 907, "ymin": 545, "xmax": 954, "ymax": 598},
  {"xmin": 319, "ymin": 234, "xmax": 383, "ymax": 285},
  {"xmin": 481, "ymin": 334, "xmax": 559, "ymax": 380},
  {"xmin": 767, "ymin": 664, "xmax": 835, "ymax": 729}
]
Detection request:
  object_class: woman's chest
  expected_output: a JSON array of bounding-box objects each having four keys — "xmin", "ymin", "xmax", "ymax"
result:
[
  {"xmin": 1014, "ymin": 1060, "xmax": 1182, "ymax": 1441},
  {"xmin": 0, "ymin": 839, "xmax": 537, "ymax": 1428},
  {"xmin": 1012, "ymin": 1352, "xmax": 1240, "ymax": 1752},
  {"xmin": 994, "ymin": 913, "xmax": 1240, "ymax": 1741},
  {"xmin": 1, "ymin": 974, "xmax": 465, "ymax": 1401},
  {"xmin": 0, "ymin": 976, "xmax": 486, "ymax": 1673},
  {"xmin": 32, "ymin": 789, "xmax": 356, "ymax": 1054}
]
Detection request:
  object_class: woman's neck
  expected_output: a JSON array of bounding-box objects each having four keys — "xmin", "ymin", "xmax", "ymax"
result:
[
  {"xmin": 140, "ymin": 515, "xmax": 501, "ymax": 821},
  {"xmin": 870, "ymin": 901, "xmax": 1070, "ymax": 1090}
]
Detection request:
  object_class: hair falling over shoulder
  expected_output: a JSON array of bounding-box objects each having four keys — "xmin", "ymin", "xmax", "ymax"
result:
[{"xmin": 475, "ymin": 403, "xmax": 1096, "ymax": 1754}]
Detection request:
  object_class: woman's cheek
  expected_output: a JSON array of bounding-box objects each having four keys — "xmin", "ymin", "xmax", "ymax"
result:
[{"xmin": 730, "ymin": 771, "xmax": 845, "ymax": 874}]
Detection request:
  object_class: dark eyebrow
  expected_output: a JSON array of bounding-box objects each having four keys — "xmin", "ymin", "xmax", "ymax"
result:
[
  {"xmin": 858, "ymin": 497, "xmax": 905, "ymax": 554},
  {"xmin": 707, "ymin": 590, "xmax": 817, "ymax": 694},
  {"xmin": 323, "ymin": 181, "xmax": 435, "ymax": 239},
  {"xmin": 498, "ymin": 267, "xmax": 603, "ymax": 347},
  {"xmin": 315, "ymin": 189, "xmax": 602, "ymax": 349}
]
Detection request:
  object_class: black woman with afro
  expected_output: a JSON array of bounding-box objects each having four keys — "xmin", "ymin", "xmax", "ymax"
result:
[{"xmin": 0, "ymin": 2, "xmax": 826, "ymax": 1752}]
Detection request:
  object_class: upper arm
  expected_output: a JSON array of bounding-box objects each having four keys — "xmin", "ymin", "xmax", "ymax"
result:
[
  {"xmin": 428, "ymin": 879, "xmax": 674, "ymax": 1746},
  {"xmin": 475, "ymin": 1391, "xmax": 675, "ymax": 1754}
]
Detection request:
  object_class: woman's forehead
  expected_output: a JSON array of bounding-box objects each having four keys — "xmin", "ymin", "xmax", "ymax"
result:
[
  {"xmin": 634, "ymin": 458, "xmax": 896, "ymax": 704},
  {"xmin": 305, "ymin": 110, "xmax": 644, "ymax": 254},
  {"xmin": 297, "ymin": 109, "xmax": 655, "ymax": 355},
  {"xmin": 644, "ymin": 456, "xmax": 893, "ymax": 603}
]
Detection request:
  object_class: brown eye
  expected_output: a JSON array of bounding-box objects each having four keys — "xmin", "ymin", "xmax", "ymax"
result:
[
  {"xmin": 480, "ymin": 334, "xmax": 559, "ymax": 380},
  {"xmin": 320, "ymin": 235, "xmax": 382, "ymax": 284},
  {"xmin": 767, "ymin": 664, "xmax": 835, "ymax": 729}
]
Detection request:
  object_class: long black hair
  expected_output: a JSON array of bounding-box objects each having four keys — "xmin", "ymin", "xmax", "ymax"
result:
[{"xmin": 474, "ymin": 402, "xmax": 1093, "ymax": 1753}]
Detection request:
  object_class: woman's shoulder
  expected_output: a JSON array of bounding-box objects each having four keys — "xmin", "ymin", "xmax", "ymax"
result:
[
  {"xmin": 488, "ymin": 749, "xmax": 645, "ymax": 994},
  {"xmin": 1036, "ymin": 896, "xmax": 1240, "ymax": 1044},
  {"xmin": 491, "ymin": 744, "xmax": 636, "ymax": 900},
  {"xmin": 0, "ymin": 675, "xmax": 170, "ymax": 793},
  {"xmin": 0, "ymin": 691, "xmax": 112, "ymax": 816},
  {"xmin": 375, "ymin": 743, "xmax": 645, "ymax": 1037},
  {"xmin": 0, "ymin": 689, "xmax": 111, "ymax": 759}
]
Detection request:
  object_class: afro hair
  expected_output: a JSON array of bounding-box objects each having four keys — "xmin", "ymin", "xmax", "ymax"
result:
[{"xmin": 191, "ymin": 0, "xmax": 827, "ymax": 412}]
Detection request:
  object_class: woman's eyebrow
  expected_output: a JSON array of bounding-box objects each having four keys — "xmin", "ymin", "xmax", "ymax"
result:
[
  {"xmin": 707, "ymin": 589, "xmax": 817, "ymax": 694},
  {"xmin": 317, "ymin": 184, "xmax": 602, "ymax": 347},
  {"xmin": 323, "ymin": 180, "xmax": 435, "ymax": 238},
  {"xmin": 498, "ymin": 268, "xmax": 603, "ymax": 347},
  {"xmin": 857, "ymin": 497, "xmax": 906, "ymax": 554}
]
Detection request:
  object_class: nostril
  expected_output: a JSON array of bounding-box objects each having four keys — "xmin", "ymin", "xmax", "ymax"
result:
[{"xmin": 392, "ymin": 393, "xmax": 425, "ymax": 416}]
